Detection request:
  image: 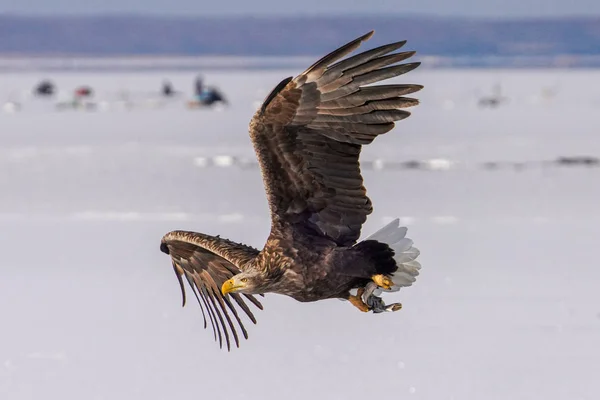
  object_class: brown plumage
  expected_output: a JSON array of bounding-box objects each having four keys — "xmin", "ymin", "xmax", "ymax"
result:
[{"xmin": 160, "ymin": 31, "xmax": 423, "ymax": 350}]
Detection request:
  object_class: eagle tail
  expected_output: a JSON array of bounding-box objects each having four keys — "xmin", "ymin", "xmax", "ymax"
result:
[{"xmin": 363, "ymin": 218, "xmax": 421, "ymax": 293}]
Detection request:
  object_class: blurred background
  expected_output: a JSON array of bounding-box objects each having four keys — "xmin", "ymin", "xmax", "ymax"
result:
[{"xmin": 1, "ymin": 1, "xmax": 599, "ymax": 399}]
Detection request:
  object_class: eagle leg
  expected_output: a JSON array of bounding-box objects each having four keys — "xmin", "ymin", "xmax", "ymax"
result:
[
  {"xmin": 347, "ymin": 288, "xmax": 370, "ymax": 312},
  {"xmin": 371, "ymin": 274, "xmax": 394, "ymax": 290}
]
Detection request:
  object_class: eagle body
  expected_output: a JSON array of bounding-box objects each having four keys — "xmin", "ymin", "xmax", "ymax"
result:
[
  {"xmin": 160, "ymin": 31, "xmax": 424, "ymax": 350},
  {"xmin": 252, "ymin": 237, "xmax": 378, "ymax": 303}
]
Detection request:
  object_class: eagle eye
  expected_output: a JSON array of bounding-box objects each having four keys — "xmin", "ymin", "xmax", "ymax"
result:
[{"xmin": 240, "ymin": 278, "xmax": 248, "ymax": 283}]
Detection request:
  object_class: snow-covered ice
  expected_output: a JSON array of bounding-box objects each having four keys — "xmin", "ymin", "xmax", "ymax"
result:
[{"xmin": 0, "ymin": 68, "xmax": 599, "ymax": 400}]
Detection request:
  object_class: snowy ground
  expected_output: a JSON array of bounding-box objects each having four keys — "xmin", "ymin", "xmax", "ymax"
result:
[{"xmin": 0, "ymin": 69, "xmax": 599, "ymax": 400}]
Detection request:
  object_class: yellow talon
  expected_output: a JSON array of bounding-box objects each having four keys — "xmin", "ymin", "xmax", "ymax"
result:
[{"xmin": 372, "ymin": 274, "xmax": 394, "ymax": 290}]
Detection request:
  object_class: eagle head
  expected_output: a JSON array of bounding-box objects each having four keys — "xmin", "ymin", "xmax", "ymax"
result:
[{"xmin": 221, "ymin": 271, "xmax": 263, "ymax": 295}]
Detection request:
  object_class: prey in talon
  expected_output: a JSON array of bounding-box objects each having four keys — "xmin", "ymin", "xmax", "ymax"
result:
[{"xmin": 356, "ymin": 281, "xmax": 405, "ymax": 313}]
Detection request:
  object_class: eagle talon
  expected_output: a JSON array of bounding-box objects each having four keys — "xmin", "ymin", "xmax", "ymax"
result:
[
  {"xmin": 372, "ymin": 274, "xmax": 394, "ymax": 290},
  {"xmin": 348, "ymin": 288, "xmax": 370, "ymax": 312}
]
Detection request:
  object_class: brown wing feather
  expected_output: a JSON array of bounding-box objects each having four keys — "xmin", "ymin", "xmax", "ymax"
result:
[
  {"xmin": 160, "ymin": 231, "xmax": 262, "ymax": 351},
  {"xmin": 249, "ymin": 31, "xmax": 422, "ymax": 246}
]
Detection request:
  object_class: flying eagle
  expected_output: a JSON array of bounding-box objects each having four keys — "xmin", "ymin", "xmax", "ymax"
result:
[{"xmin": 160, "ymin": 31, "xmax": 423, "ymax": 350}]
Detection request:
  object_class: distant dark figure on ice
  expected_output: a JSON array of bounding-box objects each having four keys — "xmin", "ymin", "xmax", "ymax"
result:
[
  {"xmin": 34, "ymin": 80, "xmax": 56, "ymax": 97},
  {"xmin": 162, "ymin": 80, "xmax": 176, "ymax": 97},
  {"xmin": 478, "ymin": 84, "xmax": 508, "ymax": 108},
  {"xmin": 189, "ymin": 75, "xmax": 228, "ymax": 108}
]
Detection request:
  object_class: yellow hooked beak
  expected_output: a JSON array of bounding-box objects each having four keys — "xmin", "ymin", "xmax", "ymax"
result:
[{"xmin": 221, "ymin": 278, "xmax": 242, "ymax": 295}]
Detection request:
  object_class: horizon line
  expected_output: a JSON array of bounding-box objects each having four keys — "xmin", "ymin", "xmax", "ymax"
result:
[{"xmin": 0, "ymin": 12, "xmax": 599, "ymax": 21}]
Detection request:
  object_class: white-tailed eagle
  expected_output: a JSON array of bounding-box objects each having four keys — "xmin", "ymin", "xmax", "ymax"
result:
[{"xmin": 160, "ymin": 31, "xmax": 423, "ymax": 350}]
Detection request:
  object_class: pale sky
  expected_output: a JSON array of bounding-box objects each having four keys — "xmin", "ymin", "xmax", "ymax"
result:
[{"xmin": 0, "ymin": 0, "xmax": 598, "ymax": 17}]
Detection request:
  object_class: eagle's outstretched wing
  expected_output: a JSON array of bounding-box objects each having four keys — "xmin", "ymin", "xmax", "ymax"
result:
[
  {"xmin": 160, "ymin": 231, "xmax": 263, "ymax": 351},
  {"xmin": 250, "ymin": 31, "xmax": 422, "ymax": 246}
]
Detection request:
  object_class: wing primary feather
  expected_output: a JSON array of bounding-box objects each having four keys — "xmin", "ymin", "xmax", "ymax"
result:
[
  {"xmin": 320, "ymin": 63, "xmax": 421, "ymax": 102},
  {"xmin": 318, "ymin": 84, "xmax": 423, "ymax": 109},
  {"xmin": 204, "ymin": 287, "xmax": 232, "ymax": 351},
  {"xmin": 260, "ymin": 76, "xmax": 293, "ymax": 114},
  {"xmin": 321, "ymin": 41, "xmax": 408, "ymax": 85},
  {"xmin": 243, "ymin": 293, "xmax": 264, "ymax": 310},
  {"xmin": 318, "ymin": 98, "xmax": 419, "ymax": 116},
  {"xmin": 305, "ymin": 122, "xmax": 396, "ymax": 144},
  {"xmin": 199, "ymin": 284, "xmax": 223, "ymax": 349},
  {"xmin": 214, "ymin": 297, "xmax": 240, "ymax": 349},
  {"xmin": 344, "ymin": 51, "xmax": 416, "ymax": 77},
  {"xmin": 213, "ymin": 290, "xmax": 239, "ymax": 347},
  {"xmin": 352, "ymin": 62, "xmax": 421, "ymax": 87},
  {"xmin": 216, "ymin": 299, "xmax": 241, "ymax": 348},
  {"xmin": 231, "ymin": 294, "xmax": 259, "ymax": 324},
  {"xmin": 299, "ymin": 31, "xmax": 374, "ymax": 82},
  {"xmin": 186, "ymin": 272, "xmax": 217, "ymax": 342},
  {"xmin": 222, "ymin": 295, "xmax": 250, "ymax": 340},
  {"xmin": 318, "ymin": 52, "xmax": 416, "ymax": 93},
  {"xmin": 204, "ymin": 276, "xmax": 239, "ymax": 350},
  {"xmin": 184, "ymin": 272, "xmax": 211, "ymax": 332},
  {"xmin": 172, "ymin": 263, "xmax": 187, "ymax": 307},
  {"xmin": 311, "ymin": 109, "xmax": 410, "ymax": 124}
]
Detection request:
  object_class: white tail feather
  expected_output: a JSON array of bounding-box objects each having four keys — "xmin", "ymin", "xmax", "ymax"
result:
[
  {"xmin": 391, "ymin": 238, "xmax": 413, "ymax": 253},
  {"xmin": 395, "ymin": 247, "xmax": 420, "ymax": 263},
  {"xmin": 365, "ymin": 222, "xmax": 406, "ymax": 242},
  {"xmin": 365, "ymin": 218, "xmax": 422, "ymax": 292}
]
